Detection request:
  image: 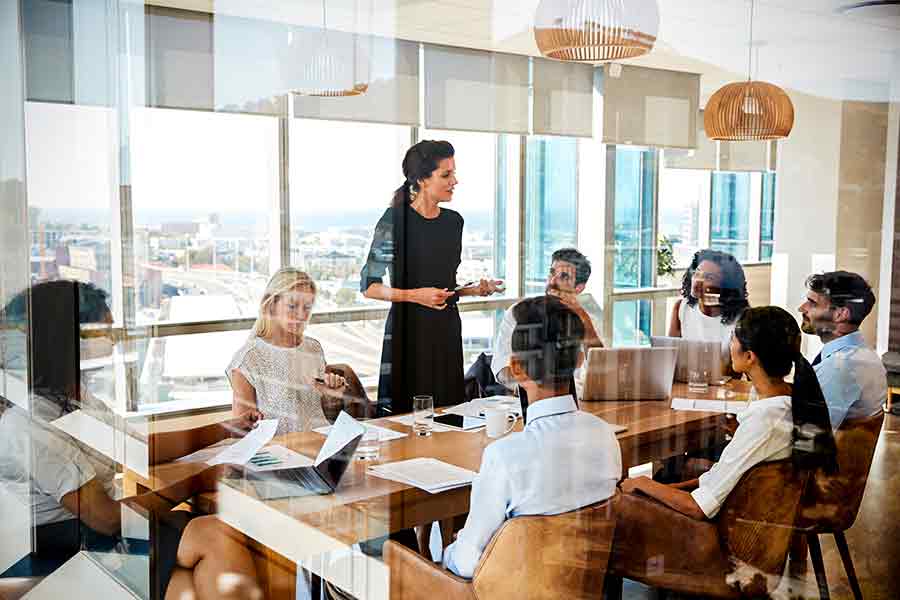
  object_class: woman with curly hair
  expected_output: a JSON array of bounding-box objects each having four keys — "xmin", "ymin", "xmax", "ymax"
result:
[{"xmin": 668, "ymin": 248, "xmax": 750, "ymax": 351}]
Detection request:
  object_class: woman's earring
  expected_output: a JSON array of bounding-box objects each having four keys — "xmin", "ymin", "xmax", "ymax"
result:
[{"xmin": 408, "ymin": 185, "xmax": 417, "ymax": 203}]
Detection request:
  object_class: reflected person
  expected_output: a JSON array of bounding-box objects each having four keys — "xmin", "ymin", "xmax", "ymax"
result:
[
  {"xmin": 0, "ymin": 281, "xmax": 261, "ymax": 600},
  {"xmin": 361, "ymin": 140, "xmax": 501, "ymax": 415}
]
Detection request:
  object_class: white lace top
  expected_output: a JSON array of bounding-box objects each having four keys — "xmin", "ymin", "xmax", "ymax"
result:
[{"xmin": 227, "ymin": 335, "xmax": 329, "ymax": 436}]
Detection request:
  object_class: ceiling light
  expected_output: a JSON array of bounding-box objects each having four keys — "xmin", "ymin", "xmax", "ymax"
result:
[
  {"xmin": 290, "ymin": 0, "xmax": 370, "ymax": 97},
  {"xmin": 704, "ymin": 0, "xmax": 794, "ymax": 141},
  {"xmin": 534, "ymin": 0, "xmax": 659, "ymax": 62}
]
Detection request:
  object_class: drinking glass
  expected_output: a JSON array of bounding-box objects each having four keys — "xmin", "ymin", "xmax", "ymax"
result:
[
  {"xmin": 413, "ymin": 395, "xmax": 434, "ymax": 437},
  {"xmin": 688, "ymin": 369, "xmax": 709, "ymax": 394},
  {"xmin": 356, "ymin": 427, "xmax": 381, "ymax": 461}
]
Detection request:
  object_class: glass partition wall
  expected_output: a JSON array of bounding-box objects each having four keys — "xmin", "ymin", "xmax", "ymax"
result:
[{"xmin": 0, "ymin": 1, "xmax": 839, "ymax": 599}]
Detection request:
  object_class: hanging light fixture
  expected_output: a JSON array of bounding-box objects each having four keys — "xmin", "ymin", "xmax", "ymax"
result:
[
  {"xmin": 290, "ymin": 0, "xmax": 370, "ymax": 97},
  {"xmin": 704, "ymin": 0, "xmax": 794, "ymax": 141},
  {"xmin": 534, "ymin": 0, "xmax": 659, "ymax": 62}
]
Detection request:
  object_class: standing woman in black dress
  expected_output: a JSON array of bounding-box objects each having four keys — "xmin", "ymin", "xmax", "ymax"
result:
[{"xmin": 361, "ymin": 140, "xmax": 501, "ymax": 415}]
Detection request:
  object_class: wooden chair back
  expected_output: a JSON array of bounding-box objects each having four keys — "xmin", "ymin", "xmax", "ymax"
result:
[
  {"xmin": 799, "ymin": 411, "xmax": 884, "ymax": 532},
  {"xmin": 471, "ymin": 500, "xmax": 614, "ymax": 600}
]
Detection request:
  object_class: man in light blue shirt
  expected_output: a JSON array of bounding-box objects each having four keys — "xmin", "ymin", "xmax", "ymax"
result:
[
  {"xmin": 798, "ymin": 271, "xmax": 886, "ymax": 430},
  {"xmin": 443, "ymin": 296, "xmax": 622, "ymax": 579}
]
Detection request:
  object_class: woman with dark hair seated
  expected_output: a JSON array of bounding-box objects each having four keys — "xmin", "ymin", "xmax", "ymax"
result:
[
  {"xmin": 623, "ymin": 305, "xmax": 836, "ymax": 519},
  {"xmin": 669, "ymin": 249, "xmax": 750, "ymax": 352},
  {"xmin": 0, "ymin": 281, "xmax": 261, "ymax": 600}
]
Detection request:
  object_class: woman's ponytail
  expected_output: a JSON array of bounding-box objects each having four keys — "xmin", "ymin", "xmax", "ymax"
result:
[
  {"xmin": 392, "ymin": 182, "xmax": 410, "ymax": 207},
  {"xmin": 790, "ymin": 353, "xmax": 838, "ymax": 474}
]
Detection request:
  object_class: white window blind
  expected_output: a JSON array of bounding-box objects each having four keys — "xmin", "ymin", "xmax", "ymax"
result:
[
  {"xmin": 602, "ymin": 65, "xmax": 700, "ymax": 149},
  {"xmin": 664, "ymin": 110, "xmax": 717, "ymax": 169},
  {"xmin": 533, "ymin": 58, "xmax": 594, "ymax": 138},
  {"xmin": 147, "ymin": 6, "xmax": 214, "ymax": 111},
  {"xmin": 424, "ymin": 44, "xmax": 529, "ymax": 135},
  {"xmin": 717, "ymin": 140, "xmax": 777, "ymax": 172}
]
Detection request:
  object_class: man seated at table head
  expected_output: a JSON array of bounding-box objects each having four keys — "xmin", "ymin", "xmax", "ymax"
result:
[
  {"xmin": 798, "ymin": 271, "xmax": 886, "ymax": 430},
  {"xmin": 491, "ymin": 248, "xmax": 603, "ymax": 393},
  {"xmin": 443, "ymin": 296, "xmax": 622, "ymax": 579}
]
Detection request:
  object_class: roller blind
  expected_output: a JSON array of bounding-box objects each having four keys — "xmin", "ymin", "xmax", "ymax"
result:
[
  {"xmin": 294, "ymin": 36, "xmax": 418, "ymax": 126},
  {"xmin": 664, "ymin": 110, "xmax": 717, "ymax": 169},
  {"xmin": 424, "ymin": 44, "xmax": 529, "ymax": 134},
  {"xmin": 146, "ymin": 6, "xmax": 214, "ymax": 110},
  {"xmin": 533, "ymin": 58, "xmax": 594, "ymax": 138},
  {"xmin": 602, "ymin": 65, "xmax": 700, "ymax": 149},
  {"xmin": 717, "ymin": 140, "xmax": 777, "ymax": 172}
]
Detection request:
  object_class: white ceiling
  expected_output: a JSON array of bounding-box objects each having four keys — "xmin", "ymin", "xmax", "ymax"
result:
[{"xmin": 156, "ymin": 0, "xmax": 900, "ymax": 102}]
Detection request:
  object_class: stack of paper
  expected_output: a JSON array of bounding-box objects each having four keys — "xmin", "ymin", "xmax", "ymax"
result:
[
  {"xmin": 313, "ymin": 422, "xmax": 407, "ymax": 442},
  {"xmin": 208, "ymin": 419, "xmax": 279, "ymax": 466},
  {"xmin": 443, "ymin": 397, "xmax": 521, "ymax": 418},
  {"xmin": 367, "ymin": 457, "xmax": 477, "ymax": 494},
  {"xmin": 671, "ymin": 398, "xmax": 749, "ymax": 413}
]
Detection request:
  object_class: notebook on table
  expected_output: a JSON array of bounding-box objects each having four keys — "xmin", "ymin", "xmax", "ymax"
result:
[{"xmin": 582, "ymin": 347, "xmax": 678, "ymax": 401}]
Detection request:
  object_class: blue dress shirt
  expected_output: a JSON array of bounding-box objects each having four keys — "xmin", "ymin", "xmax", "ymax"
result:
[
  {"xmin": 813, "ymin": 331, "xmax": 886, "ymax": 430},
  {"xmin": 442, "ymin": 395, "xmax": 622, "ymax": 579}
]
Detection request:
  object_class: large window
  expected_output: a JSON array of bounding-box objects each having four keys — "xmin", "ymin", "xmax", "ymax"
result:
[
  {"xmin": 289, "ymin": 119, "xmax": 410, "ymax": 309},
  {"xmin": 419, "ymin": 129, "xmax": 512, "ymax": 290},
  {"xmin": 710, "ymin": 172, "xmax": 752, "ymax": 261},
  {"xmin": 524, "ymin": 137, "xmax": 578, "ymax": 294},
  {"xmin": 130, "ymin": 108, "xmax": 279, "ymax": 325},
  {"xmin": 24, "ymin": 102, "xmax": 116, "ymax": 302},
  {"xmin": 614, "ymin": 147, "xmax": 657, "ymax": 290},
  {"xmin": 760, "ymin": 172, "xmax": 776, "ymax": 261},
  {"xmin": 658, "ymin": 168, "xmax": 707, "ymax": 270}
]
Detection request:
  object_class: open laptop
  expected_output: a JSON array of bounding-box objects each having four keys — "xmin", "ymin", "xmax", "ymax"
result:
[
  {"xmin": 245, "ymin": 431, "xmax": 363, "ymax": 500},
  {"xmin": 650, "ymin": 336, "xmax": 729, "ymax": 384},
  {"xmin": 582, "ymin": 347, "xmax": 678, "ymax": 401}
]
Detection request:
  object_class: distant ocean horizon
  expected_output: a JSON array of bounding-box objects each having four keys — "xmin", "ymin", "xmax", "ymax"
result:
[{"xmin": 38, "ymin": 207, "xmax": 494, "ymax": 232}]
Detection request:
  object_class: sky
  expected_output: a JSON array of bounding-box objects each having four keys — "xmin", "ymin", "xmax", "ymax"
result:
[{"xmin": 24, "ymin": 102, "xmax": 495, "ymax": 224}]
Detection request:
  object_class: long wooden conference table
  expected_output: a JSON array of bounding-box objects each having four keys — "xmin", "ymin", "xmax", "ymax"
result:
[{"xmin": 138, "ymin": 381, "xmax": 751, "ymax": 599}]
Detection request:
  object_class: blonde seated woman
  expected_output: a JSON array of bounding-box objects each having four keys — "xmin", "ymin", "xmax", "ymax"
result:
[{"xmin": 227, "ymin": 268, "xmax": 348, "ymax": 436}]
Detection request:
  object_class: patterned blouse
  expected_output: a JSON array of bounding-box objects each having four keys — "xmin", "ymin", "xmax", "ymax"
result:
[{"xmin": 227, "ymin": 335, "xmax": 329, "ymax": 436}]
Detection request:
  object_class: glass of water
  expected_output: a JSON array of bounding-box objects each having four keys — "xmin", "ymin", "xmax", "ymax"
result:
[
  {"xmin": 356, "ymin": 427, "xmax": 381, "ymax": 461},
  {"xmin": 412, "ymin": 395, "xmax": 434, "ymax": 437},
  {"xmin": 688, "ymin": 369, "xmax": 709, "ymax": 394}
]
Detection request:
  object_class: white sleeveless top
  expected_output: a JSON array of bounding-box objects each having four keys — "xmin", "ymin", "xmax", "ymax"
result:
[
  {"xmin": 678, "ymin": 300, "xmax": 736, "ymax": 351},
  {"xmin": 227, "ymin": 335, "xmax": 329, "ymax": 436}
]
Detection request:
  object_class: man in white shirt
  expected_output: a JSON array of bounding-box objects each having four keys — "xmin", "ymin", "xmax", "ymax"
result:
[
  {"xmin": 798, "ymin": 271, "xmax": 887, "ymax": 430},
  {"xmin": 491, "ymin": 248, "xmax": 603, "ymax": 393},
  {"xmin": 443, "ymin": 296, "xmax": 622, "ymax": 579}
]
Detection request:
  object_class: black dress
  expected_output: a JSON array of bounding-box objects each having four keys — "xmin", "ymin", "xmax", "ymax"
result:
[{"xmin": 360, "ymin": 204, "xmax": 465, "ymax": 415}]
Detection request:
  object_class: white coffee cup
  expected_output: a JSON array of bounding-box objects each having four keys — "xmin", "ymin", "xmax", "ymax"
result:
[{"xmin": 485, "ymin": 406, "xmax": 515, "ymax": 438}]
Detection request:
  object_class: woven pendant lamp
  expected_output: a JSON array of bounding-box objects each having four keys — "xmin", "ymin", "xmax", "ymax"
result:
[
  {"xmin": 704, "ymin": 1, "xmax": 794, "ymax": 141},
  {"xmin": 534, "ymin": 0, "xmax": 659, "ymax": 62},
  {"xmin": 290, "ymin": 0, "xmax": 370, "ymax": 97}
]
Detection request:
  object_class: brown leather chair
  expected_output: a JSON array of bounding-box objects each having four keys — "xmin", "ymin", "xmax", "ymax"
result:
[
  {"xmin": 797, "ymin": 411, "xmax": 884, "ymax": 600},
  {"xmin": 383, "ymin": 500, "xmax": 615, "ymax": 600},
  {"xmin": 608, "ymin": 459, "xmax": 809, "ymax": 598},
  {"xmin": 322, "ymin": 363, "xmax": 375, "ymax": 421}
]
